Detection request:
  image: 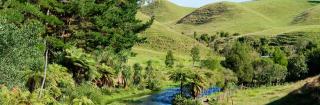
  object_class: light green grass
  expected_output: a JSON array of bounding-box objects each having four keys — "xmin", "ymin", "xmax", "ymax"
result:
[{"xmin": 211, "ymin": 78, "xmax": 311, "ymax": 105}]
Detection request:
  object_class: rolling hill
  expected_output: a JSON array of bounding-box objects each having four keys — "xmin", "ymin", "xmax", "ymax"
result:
[
  {"xmin": 141, "ymin": 0, "xmax": 320, "ymax": 35},
  {"xmin": 131, "ymin": 0, "xmax": 320, "ymax": 65}
]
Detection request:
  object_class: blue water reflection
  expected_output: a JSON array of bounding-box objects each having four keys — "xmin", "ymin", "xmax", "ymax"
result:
[{"xmin": 149, "ymin": 87, "xmax": 221, "ymax": 105}]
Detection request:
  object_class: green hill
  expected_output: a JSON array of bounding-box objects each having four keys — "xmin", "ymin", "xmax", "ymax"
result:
[
  {"xmin": 134, "ymin": 0, "xmax": 320, "ymax": 65},
  {"xmin": 140, "ymin": 0, "xmax": 194, "ymax": 24},
  {"xmin": 130, "ymin": 12, "xmax": 211, "ymax": 66},
  {"xmin": 141, "ymin": 0, "xmax": 319, "ymax": 36}
]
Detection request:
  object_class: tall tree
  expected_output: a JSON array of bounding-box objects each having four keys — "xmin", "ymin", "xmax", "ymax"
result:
[
  {"xmin": 165, "ymin": 50, "xmax": 175, "ymax": 68},
  {"xmin": 145, "ymin": 60, "xmax": 154, "ymax": 80},
  {"xmin": 224, "ymin": 42, "xmax": 256, "ymax": 84},
  {"xmin": 191, "ymin": 46, "xmax": 200, "ymax": 67},
  {"xmin": 122, "ymin": 65, "xmax": 132, "ymax": 88},
  {"xmin": 133, "ymin": 63, "xmax": 143, "ymax": 85},
  {"xmin": 188, "ymin": 73, "xmax": 206, "ymax": 99}
]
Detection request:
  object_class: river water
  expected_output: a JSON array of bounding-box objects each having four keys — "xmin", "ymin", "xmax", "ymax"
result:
[{"xmin": 141, "ymin": 87, "xmax": 221, "ymax": 105}]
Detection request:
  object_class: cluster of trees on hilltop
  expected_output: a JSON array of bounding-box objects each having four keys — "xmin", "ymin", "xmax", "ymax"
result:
[{"xmin": 0, "ymin": 0, "xmax": 154, "ymax": 104}]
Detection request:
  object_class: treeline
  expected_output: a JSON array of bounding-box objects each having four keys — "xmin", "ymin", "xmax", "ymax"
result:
[{"xmin": 0, "ymin": 0, "xmax": 154, "ymax": 104}]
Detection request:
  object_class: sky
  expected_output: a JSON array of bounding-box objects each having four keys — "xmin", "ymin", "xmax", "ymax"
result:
[{"xmin": 169, "ymin": 0, "xmax": 252, "ymax": 8}]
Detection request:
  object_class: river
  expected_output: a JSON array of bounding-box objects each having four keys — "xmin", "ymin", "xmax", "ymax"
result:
[{"xmin": 141, "ymin": 87, "xmax": 221, "ymax": 105}]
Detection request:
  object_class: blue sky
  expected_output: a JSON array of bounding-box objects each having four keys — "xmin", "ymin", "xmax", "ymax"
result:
[{"xmin": 169, "ymin": 0, "xmax": 251, "ymax": 8}]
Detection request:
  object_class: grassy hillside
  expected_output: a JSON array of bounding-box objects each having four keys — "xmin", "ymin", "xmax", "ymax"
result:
[
  {"xmin": 130, "ymin": 12, "xmax": 211, "ymax": 66},
  {"xmin": 134, "ymin": 0, "xmax": 320, "ymax": 65},
  {"xmin": 292, "ymin": 5, "xmax": 320, "ymax": 25},
  {"xmin": 175, "ymin": 1, "xmax": 274, "ymax": 34},
  {"xmin": 141, "ymin": 0, "xmax": 320, "ymax": 36},
  {"xmin": 140, "ymin": 0, "xmax": 195, "ymax": 24},
  {"xmin": 211, "ymin": 76, "xmax": 320, "ymax": 105}
]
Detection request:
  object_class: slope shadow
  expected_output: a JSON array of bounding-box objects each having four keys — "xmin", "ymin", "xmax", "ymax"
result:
[{"xmin": 267, "ymin": 78, "xmax": 320, "ymax": 105}]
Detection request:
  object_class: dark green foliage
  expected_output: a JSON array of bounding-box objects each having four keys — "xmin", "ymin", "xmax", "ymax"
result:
[
  {"xmin": 165, "ymin": 50, "xmax": 175, "ymax": 68},
  {"xmin": 133, "ymin": 63, "xmax": 143, "ymax": 85},
  {"xmin": 218, "ymin": 31, "xmax": 230, "ymax": 37},
  {"xmin": 191, "ymin": 46, "xmax": 200, "ymax": 67},
  {"xmin": 223, "ymin": 42, "xmax": 256, "ymax": 84},
  {"xmin": 0, "ymin": 20, "xmax": 44, "ymax": 88},
  {"xmin": 306, "ymin": 48, "xmax": 320, "ymax": 75},
  {"xmin": 0, "ymin": 0, "xmax": 153, "ymax": 52},
  {"xmin": 308, "ymin": 0, "xmax": 320, "ymax": 3},
  {"xmin": 287, "ymin": 55, "xmax": 308, "ymax": 81}
]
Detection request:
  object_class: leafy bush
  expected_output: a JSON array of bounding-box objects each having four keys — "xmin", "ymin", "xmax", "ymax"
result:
[
  {"xmin": 287, "ymin": 55, "xmax": 308, "ymax": 81},
  {"xmin": 223, "ymin": 42, "xmax": 257, "ymax": 84},
  {"xmin": 253, "ymin": 58, "xmax": 287, "ymax": 85},
  {"xmin": 0, "ymin": 20, "xmax": 44, "ymax": 88}
]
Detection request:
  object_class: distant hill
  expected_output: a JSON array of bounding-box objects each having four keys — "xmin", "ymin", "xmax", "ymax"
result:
[
  {"xmin": 140, "ymin": 0, "xmax": 194, "ymax": 24},
  {"xmin": 141, "ymin": 0, "xmax": 319, "ymax": 35}
]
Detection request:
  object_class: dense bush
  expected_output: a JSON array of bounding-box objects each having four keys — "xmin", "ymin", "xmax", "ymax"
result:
[
  {"xmin": 306, "ymin": 48, "xmax": 320, "ymax": 75},
  {"xmin": 253, "ymin": 58, "xmax": 287, "ymax": 84},
  {"xmin": 0, "ymin": 20, "xmax": 44, "ymax": 88},
  {"xmin": 223, "ymin": 42, "xmax": 257, "ymax": 84},
  {"xmin": 287, "ymin": 55, "xmax": 308, "ymax": 81}
]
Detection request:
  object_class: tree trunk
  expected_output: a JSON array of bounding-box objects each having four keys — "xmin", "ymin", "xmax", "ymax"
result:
[
  {"xmin": 180, "ymin": 81, "xmax": 183, "ymax": 94},
  {"xmin": 39, "ymin": 48, "xmax": 48, "ymax": 98}
]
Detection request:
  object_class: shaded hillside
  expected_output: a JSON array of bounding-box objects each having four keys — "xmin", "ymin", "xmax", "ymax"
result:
[
  {"xmin": 292, "ymin": 5, "xmax": 320, "ymax": 25},
  {"xmin": 267, "ymin": 76, "xmax": 320, "ymax": 105},
  {"xmin": 177, "ymin": 2, "xmax": 236, "ymax": 24}
]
